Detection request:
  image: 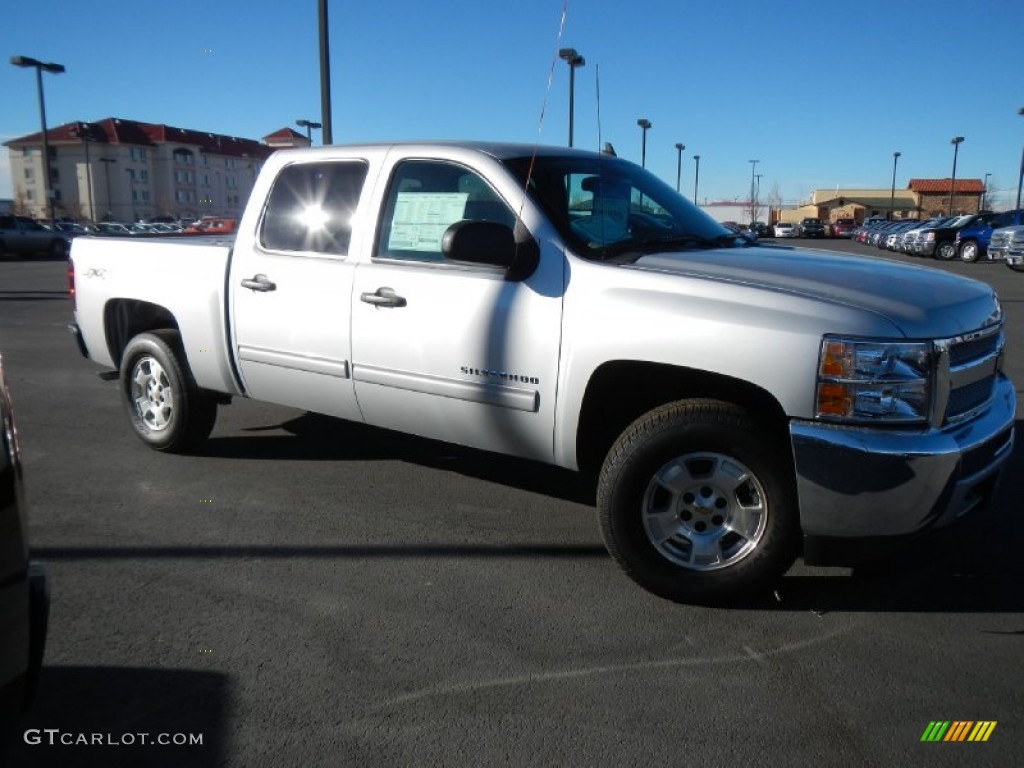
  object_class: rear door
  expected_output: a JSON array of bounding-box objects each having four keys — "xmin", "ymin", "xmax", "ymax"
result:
[{"xmin": 229, "ymin": 155, "xmax": 376, "ymax": 421}]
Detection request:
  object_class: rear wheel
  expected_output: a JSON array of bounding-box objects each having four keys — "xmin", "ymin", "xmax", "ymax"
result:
[
  {"xmin": 120, "ymin": 331, "xmax": 217, "ymax": 452},
  {"xmin": 597, "ymin": 400, "xmax": 799, "ymax": 604},
  {"xmin": 958, "ymin": 240, "xmax": 980, "ymax": 262},
  {"xmin": 935, "ymin": 241, "xmax": 956, "ymax": 260}
]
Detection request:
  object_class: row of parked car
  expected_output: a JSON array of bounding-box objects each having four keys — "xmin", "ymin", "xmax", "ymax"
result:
[
  {"xmin": 850, "ymin": 210, "xmax": 1024, "ymax": 267},
  {"xmin": 0, "ymin": 215, "xmax": 238, "ymax": 259}
]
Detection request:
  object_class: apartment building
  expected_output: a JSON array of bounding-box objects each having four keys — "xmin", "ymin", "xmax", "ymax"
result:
[{"xmin": 3, "ymin": 118, "xmax": 304, "ymax": 222}]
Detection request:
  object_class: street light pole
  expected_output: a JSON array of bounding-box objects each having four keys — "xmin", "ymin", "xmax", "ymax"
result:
[
  {"xmin": 99, "ymin": 157, "xmax": 116, "ymax": 220},
  {"xmin": 674, "ymin": 143, "xmax": 685, "ymax": 193},
  {"xmin": 318, "ymin": 0, "xmax": 333, "ymax": 144},
  {"xmin": 637, "ymin": 119, "xmax": 651, "ymax": 167},
  {"xmin": 296, "ymin": 118, "xmax": 322, "ymax": 145},
  {"xmin": 10, "ymin": 55, "xmax": 65, "ymax": 222},
  {"xmin": 948, "ymin": 136, "xmax": 964, "ymax": 216},
  {"xmin": 748, "ymin": 159, "xmax": 759, "ymax": 224},
  {"xmin": 73, "ymin": 122, "xmax": 96, "ymax": 222},
  {"xmin": 1016, "ymin": 107, "xmax": 1024, "ymax": 210},
  {"xmin": 982, "ymin": 172, "xmax": 991, "ymax": 211},
  {"xmin": 693, "ymin": 154, "xmax": 700, "ymax": 203},
  {"xmin": 889, "ymin": 151, "xmax": 901, "ymax": 220},
  {"xmin": 125, "ymin": 168, "xmax": 137, "ymax": 222},
  {"xmin": 558, "ymin": 49, "xmax": 585, "ymax": 148}
]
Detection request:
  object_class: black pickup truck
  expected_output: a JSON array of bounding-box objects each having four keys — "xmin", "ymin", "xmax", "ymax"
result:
[
  {"xmin": 916, "ymin": 213, "xmax": 996, "ymax": 260},
  {"xmin": 796, "ymin": 217, "xmax": 825, "ymax": 238}
]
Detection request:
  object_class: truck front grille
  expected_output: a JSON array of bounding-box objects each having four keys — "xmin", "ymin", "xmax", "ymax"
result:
[{"xmin": 940, "ymin": 325, "xmax": 1004, "ymax": 425}]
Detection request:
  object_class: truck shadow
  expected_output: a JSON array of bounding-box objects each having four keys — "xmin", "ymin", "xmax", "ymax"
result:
[
  {"xmin": 198, "ymin": 411, "xmax": 597, "ymax": 506},
  {"xmin": 5, "ymin": 666, "xmax": 229, "ymax": 768}
]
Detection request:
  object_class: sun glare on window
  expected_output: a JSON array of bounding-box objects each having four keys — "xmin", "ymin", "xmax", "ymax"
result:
[{"xmin": 296, "ymin": 205, "xmax": 329, "ymax": 231}]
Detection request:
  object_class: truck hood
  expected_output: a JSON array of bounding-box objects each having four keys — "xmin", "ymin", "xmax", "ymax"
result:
[{"xmin": 633, "ymin": 245, "xmax": 1000, "ymax": 338}]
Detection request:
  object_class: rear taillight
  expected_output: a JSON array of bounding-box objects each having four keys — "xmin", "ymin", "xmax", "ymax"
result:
[{"xmin": 68, "ymin": 258, "xmax": 76, "ymax": 310}]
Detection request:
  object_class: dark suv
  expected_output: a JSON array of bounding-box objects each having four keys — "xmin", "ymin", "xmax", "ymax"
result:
[
  {"xmin": 0, "ymin": 354, "xmax": 49, "ymax": 745},
  {"xmin": 797, "ymin": 217, "xmax": 825, "ymax": 238}
]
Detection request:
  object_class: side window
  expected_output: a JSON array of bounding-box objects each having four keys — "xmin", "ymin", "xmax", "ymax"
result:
[
  {"xmin": 376, "ymin": 160, "xmax": 516, "ymax": 263},
  {"xmin": 260, "ymin": 161, "xmax": 368, "ymax": 255}
]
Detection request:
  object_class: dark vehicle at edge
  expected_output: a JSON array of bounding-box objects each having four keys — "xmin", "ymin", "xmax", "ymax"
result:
[{"xmin": 0, "ymin": 354, "xmax": 49, "ymax": 748}]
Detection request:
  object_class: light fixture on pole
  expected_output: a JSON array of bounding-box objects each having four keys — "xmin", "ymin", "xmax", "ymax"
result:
[
  {"xmin": 10, "ymin": 55, "xmax": 65, "ymax": 223},
  {"xmin": 948, "ymin": 136, "xmax": 964, "ymax": 216},
  {"xmin": 637, "ymin": 118, "xmax": 651, "ymax": 167},
  {"xmin": 558, "ymin": 48, "xmax": 585, "ymax": 148},
  {"xmin": 296, "ymin": 118, "xmax": 322, "ymax": 145},
  {"xmin": 889, "ymin": 151, "xmax": 901, "ymax": 220},
  {"xmin": 674, "ymin": 143, "xmax": 685, "ymax": 193},
  {"xmin": 693, "ymin": 154, "xmax": 700, "ymax": 203}
]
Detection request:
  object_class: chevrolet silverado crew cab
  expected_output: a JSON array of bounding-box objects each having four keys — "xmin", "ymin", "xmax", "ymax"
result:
[{"xmin": 67, "ymin": 142, "xmax": 1016, "ymax": 604}]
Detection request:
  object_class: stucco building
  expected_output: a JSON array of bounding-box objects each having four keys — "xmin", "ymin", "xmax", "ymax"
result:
[{"xmin": 3, "ymin": 118, "xmax": 303, "ymax": 222}]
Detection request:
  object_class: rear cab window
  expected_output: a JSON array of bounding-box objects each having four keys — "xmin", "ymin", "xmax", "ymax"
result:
[{"xmin": 259, "ymin": 161, "xmax": 369, "ymax": 255}]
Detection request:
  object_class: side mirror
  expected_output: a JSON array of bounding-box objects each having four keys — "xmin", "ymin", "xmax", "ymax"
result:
[{"xmin": 442, "ymin": 220, "xmax": 539, "ymax": 281}]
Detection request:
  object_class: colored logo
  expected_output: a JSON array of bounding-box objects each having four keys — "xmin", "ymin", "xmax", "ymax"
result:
[{"xmin": 920, "ymin": 721, "xmax": 997, "ymax": 742}]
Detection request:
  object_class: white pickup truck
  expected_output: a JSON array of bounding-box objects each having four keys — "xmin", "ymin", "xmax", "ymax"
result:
[{"xmin": 68, "ymin": 142, "xmax": 1016, "ymax": 603}]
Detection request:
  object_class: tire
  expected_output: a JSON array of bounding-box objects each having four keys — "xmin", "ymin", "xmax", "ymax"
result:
[
  {"xmin": 1009, "ymin": 264, "xmax": 1024, "ymax": 273},
  {"xmin": 935, "ymin": 241, "xmax": 956, "ymax": 260},
  {"xmin": 120, "ymin": 331, "xmax": 217, "ymax": 452},
  {"xmin": 597, "ymin": 399, "xmax": 799, "ymax": 605},
  {"xmin": 958, "ymin": 240, "xmax": 979, "ymax": 263}
]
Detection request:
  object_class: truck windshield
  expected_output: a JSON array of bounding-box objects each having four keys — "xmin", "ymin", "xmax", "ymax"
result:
[{"xmin": 503, "ymin": 154, "xmax": 742, "ymax": 261}]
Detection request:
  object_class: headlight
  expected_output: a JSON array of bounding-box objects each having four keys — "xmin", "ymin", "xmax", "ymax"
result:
[{"xmin": 816, "ymin": 337, "xmax": 934, "ymax": 424}]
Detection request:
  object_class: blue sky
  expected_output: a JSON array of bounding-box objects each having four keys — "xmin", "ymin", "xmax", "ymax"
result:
[{"xmin": 2, "ymin": 0, "xmax": 1022, "ymax": 207}]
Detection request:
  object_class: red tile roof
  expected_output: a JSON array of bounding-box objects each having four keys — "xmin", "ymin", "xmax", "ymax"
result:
[
  {"xmin": 263, "ymin": 127, "xmax": 306, "ymax": 140},
  {"xmin": 908, "ymin": 178, "xmax": 985, "ymax": 194},
  {"xmin": 4, "ymin": 117, "xmax": 275, "ymax": 159}
]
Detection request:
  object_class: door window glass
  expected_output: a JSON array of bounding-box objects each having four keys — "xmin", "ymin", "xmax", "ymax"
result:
[
  {"xmin": 376, "ymin": 160, "xmax": 515, "ymax": 262},
  {"xmin": 260, "ymin": 161, "xmax": 368, "ymax": 255}
]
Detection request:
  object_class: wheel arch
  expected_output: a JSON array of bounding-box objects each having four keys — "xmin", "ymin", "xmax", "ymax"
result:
[
  {"xmin": 575, "ymin": 360, "xmax": 791, "ymax": 474},
  {"xmin": 103, "ymin": 298, "xmax": 180, "ymax": 368}
]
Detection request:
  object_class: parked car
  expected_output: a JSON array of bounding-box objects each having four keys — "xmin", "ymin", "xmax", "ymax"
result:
[
  {"xmin": 0, "ymin": 215, "xmax": 73, "ymax": 259},
  {"xmin": 796, "ymin": 217, "xmax": 825, "ymax": 238},
  {"xmin": 183, "ymin": 217, "xmax": 237, "ymax": 235},
  {"xmin": 773, "ymin": 221, "xmax": 796, "ymax": 238},
  {"xmin": 955, "ymin": 209, "xmax": 1024, "ymax": 262},
  {"xmin": 0, "ymin": 354, "xmax": 49, "ymax": 743},
  {"xmin": 915, "ymin": 214, "xmax": 994, "ymax": 259},
  {"xmin": 992, "ymin": 225, "xmax": 1024, "ymax": 272},
  {"xmin": 832, "ymin": 218, "xmax": 856, "ymax": 238},
  {"xmin": 749, "ymin": 221, "xmax": 770, "ymax": 238},
  {"xmin": 95, "ymin": 222, "xmax": 133, "ymax": 235}
]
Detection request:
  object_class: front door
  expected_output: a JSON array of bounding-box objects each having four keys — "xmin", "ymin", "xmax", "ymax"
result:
[{"xmin": 350, "ymin": 158, "xmax": 563, "ymax": 462}]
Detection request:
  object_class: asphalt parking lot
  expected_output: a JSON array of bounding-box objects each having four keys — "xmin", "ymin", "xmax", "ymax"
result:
[{"xmin": 1, "ymin": 241, "xmax": 1022, "ymax": 767}]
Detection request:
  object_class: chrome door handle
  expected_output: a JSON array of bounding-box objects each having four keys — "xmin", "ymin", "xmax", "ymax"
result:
[
  {"xmin": 360, "ymin": 286, "xmax": 407, "ymax": 308},
  {"xmin": 241, "ymin": 274, "xmax": 276, "ymax": 292}
]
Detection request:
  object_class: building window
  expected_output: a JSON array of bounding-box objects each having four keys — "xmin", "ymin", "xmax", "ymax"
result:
[
  {"xmin": 53, "ymin": 188, "xmax": 61, "ymax": 202},
  {"xmin": 202, "ymin": 174, "xmax": 210, "ymax": 187},
  {"xmin": 23, "ymin": 167, "xmax": 34, "ymax": 181},
  {"xmin": 26, "ymin": 189, "xmax": 36, "ymax": 201},
  {"xmin": 173, "ymin": 149, "xmax": 195, "ymax": 165},
  {"xmin": 22, "ymin": 147, "xmax": 40, "ymax": 157},
  {"xmin": 47, "ymin": 146, "xmax": 57, "ymax": 160},
  {"xmin": 139, "ymin": 169, "xmax": 149, "ymax": 183},
  {"xmin": 226, "ymin": 176, "xmax": 237, "ymax": 189},
  {"xmin": 49, "ymin": 167, "xmax": 59, "ymax": 182},
  {"xmin": 225, "ymin": 158, "xmax": 236, "ymax": 169}
]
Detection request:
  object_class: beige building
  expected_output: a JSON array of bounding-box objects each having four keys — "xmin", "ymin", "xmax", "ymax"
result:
[
  {"xmin": 778, "ymin": 180, "xmax": 985, "ymax": 225},
  {"xmin": 3, "ymin": 118, "xmax": 305, "ymax": 222}
]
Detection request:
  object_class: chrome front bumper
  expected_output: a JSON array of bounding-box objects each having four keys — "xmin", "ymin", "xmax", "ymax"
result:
[{"xmin": 790, "ymin": 374, "xmax": 1015, "ymax": 545}]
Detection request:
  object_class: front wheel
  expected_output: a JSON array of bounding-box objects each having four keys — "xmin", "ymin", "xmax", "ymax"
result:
[
  {"xmin": 958, "ymin": 240, "xmax": 980, "ymax": 263},
  {"xmin": 935, "ymin": 241, "xmax": 956, "ymax": 260},
  {"xmin": 597, "ymin": 400, "xmax": 799, "ymax": 604},
  {"xmin": 120, "ymin": 331, "xmax": 217, "ymax": 452}
]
